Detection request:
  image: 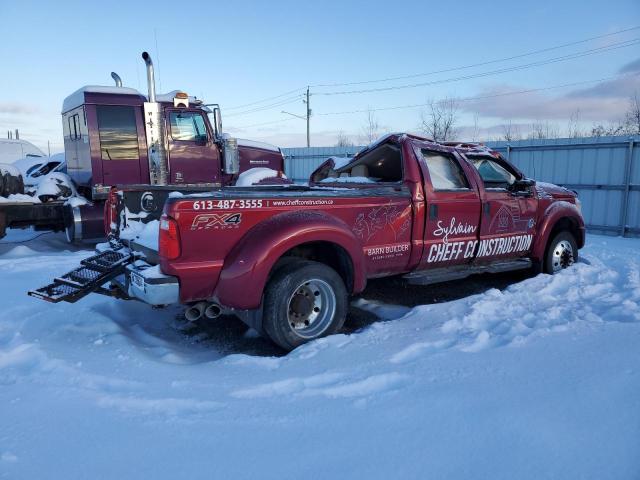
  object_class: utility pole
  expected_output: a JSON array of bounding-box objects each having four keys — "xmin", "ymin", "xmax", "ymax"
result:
[
  {"xmin": 282, "ymin": 87, "xmax": 312, "ymax": 147},
  {"xmin": 305, "ymin": 86, "xmax": 311, "ymax": 148},
  {"xmin": 48, "ymin": 140, "xmax": 51, "ymax": 157}
]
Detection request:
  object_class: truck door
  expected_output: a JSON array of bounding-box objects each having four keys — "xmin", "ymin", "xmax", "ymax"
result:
[
  {"xmin": 96, "ymin": 105, "xmax": 143, "ymax": 185},
  {"xmin": 166, "ymin": 109, "xmax": 220, "ymax": 184},
  {"xmin": 469, "ymin": 156, "xmax": 538, "ymax": 263},
  {"xmin": 417, "ymin": 148, "xmax": 481, "ymax": 268}
]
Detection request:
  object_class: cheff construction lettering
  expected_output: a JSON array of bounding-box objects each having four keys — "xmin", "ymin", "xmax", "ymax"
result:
[{"xmin": 427, "ymin": 234, "xmax": 532, "ymax": 263}]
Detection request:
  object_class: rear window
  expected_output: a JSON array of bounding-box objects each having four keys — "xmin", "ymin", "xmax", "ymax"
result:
[{"xmin": 96, "ymin": 106, "xmax": 140, "ymax": 161}]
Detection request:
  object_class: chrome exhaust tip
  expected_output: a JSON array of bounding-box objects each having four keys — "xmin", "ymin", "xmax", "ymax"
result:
[
  {"xmin": 204, "ymin": 303, "xmax": 222, "ymax": 320},
  {"xmin": 184, "ymin": 301, "xmax": 207, "ymax": 322}
]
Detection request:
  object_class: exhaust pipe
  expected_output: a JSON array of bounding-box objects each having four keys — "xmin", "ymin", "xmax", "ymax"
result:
[
  {"xmin": 185, "ymin": 302, "xmax": 207, "ymax": 322},
  {"xmin": 141, "ymin": 51, "xmax": 156, "ymax": 102},
  {"xmin": 141, "ymin": 51, "xmax": 167, "ymax": 185},
  {"xmin": 111, "ymin": 72, "xmax": 122, "ymax": 87},
  {"xmin": 204, "ymin": 303, "xmax": 222, "ymax": 320}
]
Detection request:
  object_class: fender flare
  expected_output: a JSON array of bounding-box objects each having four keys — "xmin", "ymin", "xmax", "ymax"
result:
[
  {"xmin": 531, "ymin": 201, "xmax": 584, "ymax": 261},
  {"xmin": 214, "ymin": 210, "xmax": 366, "ymax": 310}
]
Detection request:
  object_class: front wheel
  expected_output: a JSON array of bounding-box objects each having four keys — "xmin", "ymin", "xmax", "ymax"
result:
[
  {"xmin": 263, "ymin": 260, "xmax": 348, "ymax": 351},
  {"xmin": 544, "ymin": 231, "xmax": 578, "ymax": 274}
]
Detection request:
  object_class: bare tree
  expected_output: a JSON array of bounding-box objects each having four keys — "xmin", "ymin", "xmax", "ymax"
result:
[
  {"xmin": 567, "ymin": 109, "xmax": 582, "ymax": 138},
  {"xmin": 419, "ymin": 97, "xmax": 460, "ymax": 142},
  {"xmin": 589, "ymin": 122, "xmax": 625, "ymax": 137},
  {"xmin": 527, "ymin": 121, "xmax": 561, "ymax": 140},
  {"xmin": 360, "ymin": 109, "xmax": 381, "ymax": 144},
  {"xmin": 335, "ymin": 130, "xmax": 354, "ymax": 147},
  {"xmin": 470, "ymin": 112, "xmax": 480, "ymax": 142},
  {"xmin": 501, "ymin": 120, "xmax": 521, "ymax": 142},
  {"xmin": 625, "ymin": 92, "xmax": 640, "ymax": 135}
]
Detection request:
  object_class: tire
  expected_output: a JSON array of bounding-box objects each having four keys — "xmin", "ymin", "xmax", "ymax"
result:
[
  {"xmin": 1, "ymin": 171, "xmax": 24, "ymax": 197},
  {"xmin": 544, "ymin": 231, "xmax": 578, "ymax": 274},
  {"xmin": 263, "ymin": 259, "xmax": 348, "ymax": 351}
]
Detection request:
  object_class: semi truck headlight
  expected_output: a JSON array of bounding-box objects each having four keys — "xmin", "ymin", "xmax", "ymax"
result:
[{"xmin": 575, "ymin": 197, "xmax": 582, "ymax": 214}]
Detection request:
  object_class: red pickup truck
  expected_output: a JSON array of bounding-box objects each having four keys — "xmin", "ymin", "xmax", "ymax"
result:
[{"xmin": 30, "ymin": 134, "xmax": 585, "ymax": 351}]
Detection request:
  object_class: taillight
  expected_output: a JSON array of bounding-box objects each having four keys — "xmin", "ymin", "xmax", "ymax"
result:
[{"xmin": 159, "ymin": 215, "xmax": 181, "ymax": 260}]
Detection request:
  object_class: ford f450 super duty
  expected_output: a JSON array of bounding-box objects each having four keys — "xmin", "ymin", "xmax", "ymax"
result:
[{"xmin": 30, "ymin": 133, "xmax": 585, "ymax": 351}]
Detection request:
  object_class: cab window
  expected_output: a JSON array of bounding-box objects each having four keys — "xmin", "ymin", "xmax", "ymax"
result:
[
  {"xmin": 470, "ymin": 157, "xmax": 516, "ymax": 189},
  {"xmin": 170, "ymin": 112, "xmax": 208, "ymax": 142},
  {"xmin": 421, "ymin": 150, "xmax": 469, "ymax": 190}
]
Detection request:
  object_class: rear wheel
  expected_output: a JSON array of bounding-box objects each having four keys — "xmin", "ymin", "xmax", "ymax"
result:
[
  {"xmin": 544, "ymin": 231, "xmax": 578, "ymax": 274},
  {"xmin": 263, "ymin": 259, "xmax": 348, "ymax": 351}
]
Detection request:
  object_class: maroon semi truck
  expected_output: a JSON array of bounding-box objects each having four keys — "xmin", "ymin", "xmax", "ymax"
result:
[
  {"xmin": 30, "ymin": 133, "xmax": 585, "ymax": 351},
  {"xmin": 0, "ymin": 52, "xmax": 286, "ymax": 240}
]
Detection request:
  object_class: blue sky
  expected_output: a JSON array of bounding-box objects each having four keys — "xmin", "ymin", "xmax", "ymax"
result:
[{"xmin": 1, "ymin": 0, "xmax": 639, "ymax": 152}]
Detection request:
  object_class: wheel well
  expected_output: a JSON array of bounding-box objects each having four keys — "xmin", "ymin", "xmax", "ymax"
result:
[
  {"xmin": 549, "ymin": 216, "xmax": 582, "ymax": 248},
  {"xmin": 276, "ymin": 241, "xmax": 355, "ymax": 293}
]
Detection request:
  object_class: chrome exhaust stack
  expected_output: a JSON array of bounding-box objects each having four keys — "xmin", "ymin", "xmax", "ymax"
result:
[
  {"xmin": 141, "ymin": 51, "xmax": 167, "ymax": 185},
  {"xmin": 185, "ymin": 302, "xmax": 207, "ymax": 322},
  {"xmin": 111, "ymin": 72, "xmax": 122, "ymax": 87},
  {"xmin": 204, "ymin": 303, "xmax": 222, "ymax": 320},
  {"xmin": 141, "ymin": 52, "xmax": 156, "ymax": 102}
]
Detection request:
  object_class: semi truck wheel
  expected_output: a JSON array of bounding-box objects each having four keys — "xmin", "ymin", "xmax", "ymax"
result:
[
  {"xmin": 544, "ymin": 231, "xmax": 578, "ymax": 274},
  {"xmin": 263, "ymin": 259, "xmax": 348, "ymax": 351}
]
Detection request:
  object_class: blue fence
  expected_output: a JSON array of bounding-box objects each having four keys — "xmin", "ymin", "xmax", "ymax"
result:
[{"xmin": 282, "ymin": 135, "xmax": 640, "ymax": 237}]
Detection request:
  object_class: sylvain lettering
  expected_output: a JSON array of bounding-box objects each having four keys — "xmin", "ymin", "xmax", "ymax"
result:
[{"xmin": 433, "ymin": 217, "xmax": 477, "ymax": 244}]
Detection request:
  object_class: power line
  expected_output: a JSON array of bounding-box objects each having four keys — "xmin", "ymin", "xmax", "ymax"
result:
[
  {"xmin": 315, "ymin": 38, "xmax": 640, "ymax": 96},
  {"xmin": 225, "ymin": 95, "xmax": 304, "ymax": 117},
  {"xmin": 315, "ymin": 73, "xmax": 638, "ymax": 116},
  {"xmin": 230, "ymin": 116, "xmax": 300, "ymax": 130},
  {"xmin": 310, "ymin": 25, "xmax": 640, "ymax": 88},
  {"xmin": 225, "ymin": 87, "xmax": 306, "ymax": 110}
]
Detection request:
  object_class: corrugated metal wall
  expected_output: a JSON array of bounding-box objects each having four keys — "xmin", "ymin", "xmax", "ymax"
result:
[{"xmin": 282, "ymin": 135, "xmax": 640, "ymax": 237}]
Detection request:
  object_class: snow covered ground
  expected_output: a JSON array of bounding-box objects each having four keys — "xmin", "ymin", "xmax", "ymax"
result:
[{"xmin": 1, "ymin": 231, "xmax": 639, "ymax": 479}]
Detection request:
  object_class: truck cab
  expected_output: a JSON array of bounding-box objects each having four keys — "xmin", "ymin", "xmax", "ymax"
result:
[
  {"xmin": 62, "ymin": 88, "xmax": 285, "ymax": 198},
  {"xmin": 59, "ymin": 52, "xmax": 287, "ymax": 242}
]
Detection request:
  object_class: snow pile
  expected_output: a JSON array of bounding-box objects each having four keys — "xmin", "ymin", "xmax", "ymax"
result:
[
  {"xmin": 328, "ymin": 156, "xmax": 354, "ymax": 170},
  {"xmin": 0, "ymin": 164, "xmax": 21, "ymax": 177},
  {"xmin": 236, "ymin": 167, "xmax": 284, "ymax": 186},
  {"xmin": 0, "ymin": 193, "xmax": 38, "ymax": 204},
  {"xmin": 0, "ymin": 232, "xmax": 639, "ymax": 478},
  {"xmin": 35, "ymin": 172, "xmax": 77, "ymax": 200},
  {"xmin": 119, "ymin": 219, "xmax": 160, "ymax": 251}
]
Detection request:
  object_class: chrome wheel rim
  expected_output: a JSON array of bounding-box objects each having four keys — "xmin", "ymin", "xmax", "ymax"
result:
[
  {"xmin": 287, "ymin": 278, "xmax": 336, "ymax": 339},
  {"xmin": 552, "ymin": 239, "xmax": 574, "ymax": 272}
]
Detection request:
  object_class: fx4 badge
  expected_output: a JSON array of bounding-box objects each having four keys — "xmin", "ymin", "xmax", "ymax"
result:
[{"xmin": 191, "ymin": 213, "xmax": 242, "ymax": 230}]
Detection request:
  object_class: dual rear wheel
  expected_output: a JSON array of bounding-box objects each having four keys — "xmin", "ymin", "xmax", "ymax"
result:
[{"xmin": 263, "ymin": 260, "xmax": 348, "ymax": 351}]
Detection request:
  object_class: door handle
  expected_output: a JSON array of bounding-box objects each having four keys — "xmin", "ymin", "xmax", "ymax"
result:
[{"xmin": 429, "ymin": 204, "xmax": 438, "ymax": 220}]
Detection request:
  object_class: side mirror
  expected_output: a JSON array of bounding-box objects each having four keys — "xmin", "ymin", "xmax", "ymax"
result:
[
  {"xmin": 509, "ymin": 177, "xmax": 535, "ymax": 195},
  {"xmin": 213, "ymin": 106, "xmax": 223, "ymax": 139}
]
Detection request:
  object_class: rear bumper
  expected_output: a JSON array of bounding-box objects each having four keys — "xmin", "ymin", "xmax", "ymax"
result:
[{"xmin": 125, "ymin": 261, "xmax": 179, "ymax": 306}]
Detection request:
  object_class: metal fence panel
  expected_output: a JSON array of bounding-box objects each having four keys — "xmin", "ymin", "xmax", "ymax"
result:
[{"xmin": 283, "ymin": 135, "xmax": 639, "ymax": 236}]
